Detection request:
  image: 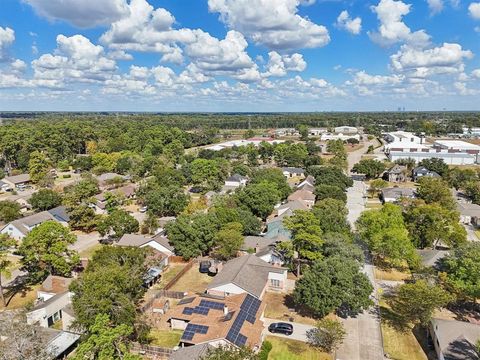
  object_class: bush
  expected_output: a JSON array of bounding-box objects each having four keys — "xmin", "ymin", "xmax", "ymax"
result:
[
  {"xmin": 259, "ymin": 340, "xmax": 272, "ymax": 360},
  {"xmin": 63, "ymin": 174, "xmax": 72, "ymax": 179}
]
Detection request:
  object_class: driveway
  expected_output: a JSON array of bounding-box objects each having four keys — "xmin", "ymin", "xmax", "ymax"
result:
[
  {"xmin": 69, "ymin": 231, "xmax": 101, "ymax": 253},
  {"xmin": 262, "ymin": 318, "xmax": 315, "ymax": 343},
  {"xmin": 463, "ymin": 223, "xmax": 479, "ymax": 242}
]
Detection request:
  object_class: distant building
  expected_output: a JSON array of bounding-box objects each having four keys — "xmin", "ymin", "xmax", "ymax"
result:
[
  {"xmin": 386, "ymin": 165, "xmax": 407, "ymax": 183},
  {"xmin": 384, "ymin": 131, "xmax": 423, "ymax": 145},
  {"xmin": 462, "ymin": 127, "xmax": 480, "ymax": 137},
  {"xmin": 281, "ymin": 167, "xmax": 305, "ymax": 179},
  {"xmin": 380, "ymin": 187, "xmax": 415, "ymax": 203},
  {"xmin": 0, "ymin": 173, "xmax": 31, "ymax": 191},
  {"xmin": 457, "ymin": 202, "xmax": 480, "ymax": 227},
  {"xmin": 205, "ymin": 138, "xmax": 284, "ymax": 152},
  {"xmin": 224, "ymin": 174, "xmax": 248, "ymax": 188},
  {"xmin": 321, "ymin": 133, "xmax": 361, "ymax": 142},
  {"xmin": 412, "ymin": 166, "xmax": 441, "ymax": 182},
  {"xmin": 309, "ymin": 128, "xmax": 327, "ymax": 136},
  {"xmin": 334, "ymin": 126, "xmax": 358, "ymax": 134}
]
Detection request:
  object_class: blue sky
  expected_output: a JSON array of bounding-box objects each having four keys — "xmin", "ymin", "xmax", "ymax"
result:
[{"xmin": 1, "ymin": 0, "xmax": 480, "ymax": 111}]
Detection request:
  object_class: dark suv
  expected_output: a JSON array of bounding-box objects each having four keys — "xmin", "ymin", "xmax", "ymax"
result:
[
  {"xmin": 268, "ymin": 322, "xmax": 293, "ymax": 335},
  {"xmin": 199, "ymin": 261, "xmax": 211, "ymax": 274}
]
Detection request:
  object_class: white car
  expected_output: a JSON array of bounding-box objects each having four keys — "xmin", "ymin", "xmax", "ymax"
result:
[{"xmin": 139, "ymin": 206, "xmax": 148, "ymax": 213}]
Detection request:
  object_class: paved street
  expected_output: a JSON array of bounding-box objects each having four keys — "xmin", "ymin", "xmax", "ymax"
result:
[
  {"xmin": 262, "ymin": 318, "xmax": 315, "ymax": 342},
  {"xmin": 463, "ymin": 223, "xmax": 479, "ymax": 242},
  {"xmin": 346, "ymin": 180, "xmax": 366, "ymax": 229}
]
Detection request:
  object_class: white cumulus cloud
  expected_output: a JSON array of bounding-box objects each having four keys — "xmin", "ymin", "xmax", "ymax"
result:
[
  {"xmin": 369, "ymin": 0, "xmax": 430, "ymax": 47},
  {"xmin": 263, "ymin": 51, "xmax": 307, "ymax": 77},
  {"xmin": 0, "ymin": 27, "xmax": 15, "ymax": 60},
  {"xmin": 427, "ymin": 0, "xmax": 444, "ymax": 15},
  {"xmin": 469, "ymin": 2, "xmax": 480, "ymax": 19},
  {"xmin": 24, "ymin": 0, "xmax": 129, "ymax": 28},
  {"xmin": 336, "ymin": 11, "xmax": 362, "ymax": 35},
  {"xmin": 208, "ymin": 0, "xmax": 330, "ymax": 50}
]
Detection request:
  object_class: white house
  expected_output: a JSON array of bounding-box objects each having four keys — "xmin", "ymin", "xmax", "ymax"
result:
[
  {"xmin": 384, "ymin": 131, "xmax": 423, "ymax": 144},
  {"xmin": 321, "ymin": 133, "xmax": 361, "ymax": 142},
  {"xmin": 281, "ymin": 167, "xmax": 305, "ymax": 178},
  {"xmin": 380, "ymin": 187, "xmax": 416, "ymax": 203},
  {"xmin": 27, "ymin": 292, "xmax": 73, "ymax": 329},
  {"xmin": 206, "ymin": 254, "xmax": 287, "ymax": 299},
  {"xmin": 0, "ymin": 206, "xmax": 70, "ymax": 240},
  {"xmin": 117, "ymin": 233, "xmax": 174, "ymax": 268},
  {"xmin": 224, "ymin": 174, "xmax": 248, "ymax": 188},
  {"xmin": 309, "ymin": 128, "xmax": 327, "ymax": 136}
]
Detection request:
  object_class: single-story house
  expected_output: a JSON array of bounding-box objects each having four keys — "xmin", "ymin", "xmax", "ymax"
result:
[
  {"xmin": 281, "ymin": 167, "xmax": 305, "ymax": 179},
  {"xmin": 0, "ymin": 173, "xmax": 31, "ymax": 190},
  {"xmin": 38, "ymin": 275, "xmax": 73, "ymax": 301},
  {"xmin": 168, "ymin": 293, "xmax": 265, "ymax": 350},
  {"xmin": 380, "ymin": 187, "xmax": 416, "ymax": 203},
  {"xmin": 117, "ymin": 233, "xmax": 174, "ymax": 268},
  {"xmin": 96, "ymin": 172, "xmax": 128, "ymax": 188},
  {"xmin": 2, "ymin": 194, "xmax": 32, "ymax": 213},
  {"xmin": 297, "ymin": 175, "xmax": 315, "ymax": 192},
  {"xmin": 287, "ymin": 189, "xmax": 315, "ymax": 208},
  {"xmin": 206, "ymin": 254, "xmax": 287, "ymax": 299},
  {"xmin": 275, "ymin": 199, "xmax": 309, "ymax": 217},
  {"xmin": 27, "ymin": 291, "xmax": 73, "ymax": 330},
  {"xmin": 92, "ymin": 192, "xmax": 107, "ymax": 214},
  {"xmin": 386, "ymin": 165, "xmax": 407, "ymax": 183},
  {"xmin": 456, "ymin": 202, "xmax": 480, "ymax": 227},
  {"xmin": 429, "ymin": 318, "xmax": 480, "ymax": 360},
  {"xmin": 224, "ymin": 174, "xmax": 248, "ymax": 188},
  {"xmin": 412, "ymin": 166, "xmax": 441, "ymax": 182},
  {"xmin": 0, "ymin": 206, "xmax": 70, "ymax": 240},
  {"xmin": 241, "ymin": 235, "xmax": 287, "ymax": 265}
]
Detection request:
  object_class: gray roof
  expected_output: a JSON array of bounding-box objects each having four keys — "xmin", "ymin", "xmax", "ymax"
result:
[
  {"xmin": 388, "ymin": 164, "xmax": 407, "ymax": 174},
  {"xmin": 381, "ymin": 187, "xmax": 415, "ymax": 199},
  {"xmin": 431, "ymin": 318, "xmax": 480, "ymax": 359},
  {"xmin": 7, "ymin": 211, "xmax": 57, "ymax": 236},
  {"xmin": 207, "ymin": 254, "xmax": 285, "ymax": 298},
  {"xmin": 46, "ymin": 331, "xmax": 81, "ymax": 358},
  {"xmin": 457, "ymin": 202, "xmax": 480, "ymax": 217},
  {"xmin": 282, "ymin": 167, "xmax": 305, "ymax": 174},
  {"xmin": 242, "ymin": 236, "xmax": 277, "ymax": 250},
  {"xmin": 96, "ymin": 173, "xmax": 124, "ymax": 182},
  {"xmin": 170, "ymin": 343, "xmax": 213, "ymax": 360},
  {"xmin": 277, "ymin": 199, "xmax": 309, "ymax": 212},
  {"xmin": 226, "ymin": 174, "xmax": 247, "ymax": 182},
  {"xmin": 3, "ymin": 173, "xmax": 30, "ymax": 184},
  {"xmin": 117, "ymin": 233, "xmax": 174, "ymax": 252},
  {"xmin": 48, "ymin": 206, "xmax": 70, "ymax": 223}
]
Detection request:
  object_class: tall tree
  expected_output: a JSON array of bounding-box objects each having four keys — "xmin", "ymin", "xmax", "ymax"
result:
[
  {"xmin": 284, "ymin": 210, "xmax": 324, "ymax": 261},
  {"xmin": 442, "ymin": 243, "xmax": 480, "ymax": 301},
  {"xmin": 0, "ymin": 234, "xmax": 15, "ymax": 307},
  {"xmin": 418, "ymin": 158, "xmax": 448, "ymax": 176},
  {"xmin": 405, "ymin": 203, "xmax": 466, "ymax": 249},
  {"xmin": 293, "ymin": 256, "xmax": 373, "ymax": 317},
  {"xmin": 29, "ymin": 189, "xmax": 62, "ymax": 211},
  {"xmin": 18, "ymin": 221, "xmax": 79, "ymax": 281},
  {"xmin": 356, "ymin": 204, "xmax": 419, "ymax": 269},
  {"xmin": 236, "ymin": 181, "xmax": 281, "ymax": 219},
  {"xmin": 97, "ymin": 210, "xmax": 139, "ymax": 239},
  {"xmin": 28, "ymin": 151, "xmax": 51, "ymax": 184},
  {"xmin": 416, "ymin": 177, "xmax": 456, "ymax": 210},
  {"xmin": 71, "ymin": 314, "xmax": 141, "ymax": 360},
  {"xmin": 388, "ymin": 280, "xmax": 453, "ymax": 327},
  {"xmin": 213, "ymin": 222, "xmax": 244, "ymax": 260},
  {"xmin": 70, "ymin": 246, "xmax": 147, "ymax": 330},
  {"xmin": 306, "ymin": 318, "xmax": 346, "ymax": 353},
  {"xmin": 312, "ymin": 198, "xmax": 351, "ymax": 235},
  {"xmin": 0, "ymin": 201, "xmax": 21, "ymax": 223},
  {"xmin": 352, "ymin": 159, "xmax": 386, "ymax": 179},
  {"xmin": 201, "ymin": 345, "xmax": 259, "ymax": 360},
  {"xmin": 250, "ymin": 168, "xmax": 291, "ymax": 199}
]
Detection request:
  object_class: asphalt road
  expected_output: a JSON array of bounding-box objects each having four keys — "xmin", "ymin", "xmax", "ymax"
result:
[{"xmin": 262, "ymin": 318, "xmax": 315, "ymax": 342}]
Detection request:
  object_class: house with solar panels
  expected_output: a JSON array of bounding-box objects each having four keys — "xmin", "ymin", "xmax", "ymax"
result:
[
  {"xmin": 205, "ymin": 254, "xmax": 287, "ymax": 299},
  {"xmin": 168, "ymin": 293, "xmax": 265, "ymax": 350}
]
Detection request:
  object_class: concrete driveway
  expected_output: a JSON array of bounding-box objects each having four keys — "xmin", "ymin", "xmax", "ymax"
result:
[{"xmin": 262, "ymin": 318, "xmax": 315, "ymax": 343}]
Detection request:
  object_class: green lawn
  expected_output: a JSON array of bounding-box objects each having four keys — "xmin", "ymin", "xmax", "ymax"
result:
[
  {"xmin": 266, "ymin": 337, "xmax": 331, "ymax": 360},
  {"xmin": 155, "ymin": 264, "xmax": 187, "ymax": 289},
  {"xmin": 381, "ymin": 323, "xmax": 428, "ymax": 360},
  {"xmin": 78, "ymin": 243, "xmax": 104, "ymax": 259},
  {"xmin": 149, "ymin": 329, "xmax": 183, "ymax": 348}
]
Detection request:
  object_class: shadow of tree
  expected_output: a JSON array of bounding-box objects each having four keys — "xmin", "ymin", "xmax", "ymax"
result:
[{"xmin": 4, "ymin": 275, "xmax": 33, "ymax": 307}]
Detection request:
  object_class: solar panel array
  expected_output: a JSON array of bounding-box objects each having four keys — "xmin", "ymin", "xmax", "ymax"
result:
[
  {"xmin": 182, "ymin": 300, "xmax": 225, "ymax": 316},
  {"xmin": 181, "ymin": 324, "xmax": 209, "ymax": 341},
  {"xmin": 225, "ymin": 295, "xmax": 261, "ymax": 347}
]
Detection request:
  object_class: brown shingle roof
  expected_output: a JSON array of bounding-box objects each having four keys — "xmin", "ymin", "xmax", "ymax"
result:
[
  {"xmin": 169, "ymin": 293, "xmax": 265, "ymax": 349},
  {"xmin": 287, "ymin": 189, "xmax": 315, "ymax": 202},
  {"xmin": 40, "ymin": 275, "xmax": 73, "ymax": 295}
]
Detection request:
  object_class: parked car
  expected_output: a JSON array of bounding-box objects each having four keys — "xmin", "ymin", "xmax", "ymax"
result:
[
  {"xmin": 268, "ymin": 322, "xmax": 293, "ymax": 335},
  {"xmin": 199, "ymin": 260, "xmax": 211, "ymax": 274},
  {"xmin": 139, "ymin": 206, "xmax": 148, "ymax": 213}
]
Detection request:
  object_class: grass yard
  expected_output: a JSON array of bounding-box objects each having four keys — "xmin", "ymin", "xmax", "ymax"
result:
[
  {"xmin": 0, "ymin": 284, "xmax": 39, "ymax": 310},
  {"xmin": 374, "ymin": 268, "xmax": 411, "ymax": 282},
  {"xmin": 169, "ymin": 266, "xmax": 213, "ymax": 293},
  {"xmin": 365, "ymin": 202, "xmax": 383, "ymax": 209},
  {"xmin": 381, "ymin": 323, "xmax": 428, "ymax": 360},
  {"xmin": 78, "ymin": 243, "xmax": 104, "ymax": 259},
  {"xmin": 149, "ymin": 329, "xmax": 183, "ymax": 348},
  {"xmin": 156, "ymin": 263, "xmax": 188, "ymax": 289},
  {"xmin": 263, "ymin": 293, "xmax": 317, "ymax": 326},
  {"xmin": 266, "ymin": 336, "xmax": 331, "ymax": 360}
]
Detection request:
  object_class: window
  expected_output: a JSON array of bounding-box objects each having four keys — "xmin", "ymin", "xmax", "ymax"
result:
[{"xmin": 270, "ymin": 279, "xmax": 280, "ymax": 288}]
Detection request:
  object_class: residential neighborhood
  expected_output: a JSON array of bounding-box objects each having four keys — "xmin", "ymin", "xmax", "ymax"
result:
[{"xmin": 1, "ymin": 116, "xmax": 480, "ymax": 360}]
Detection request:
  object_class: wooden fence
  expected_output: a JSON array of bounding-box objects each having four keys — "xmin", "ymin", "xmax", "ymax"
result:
[
  {"xmin": 131, "ymin": 343, "xmax": 173, "ymax": 359},
  {"xmin": 141, "ymin": 290, "xmax": 186, "ymax": 312},
  {"xmin": 164, "ymin": 259, "xmax": 196, "ymax": 290}
]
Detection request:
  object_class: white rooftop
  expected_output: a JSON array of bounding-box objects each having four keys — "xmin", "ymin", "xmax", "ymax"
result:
[{"xmin": 434, "ymin": 140, "xmax": 480, "ymax": 151}]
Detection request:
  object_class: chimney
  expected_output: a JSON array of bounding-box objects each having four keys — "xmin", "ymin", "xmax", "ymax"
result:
[{"xmin": 224, "ymin": 305, "xmax": 229, "ymax": 316}]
